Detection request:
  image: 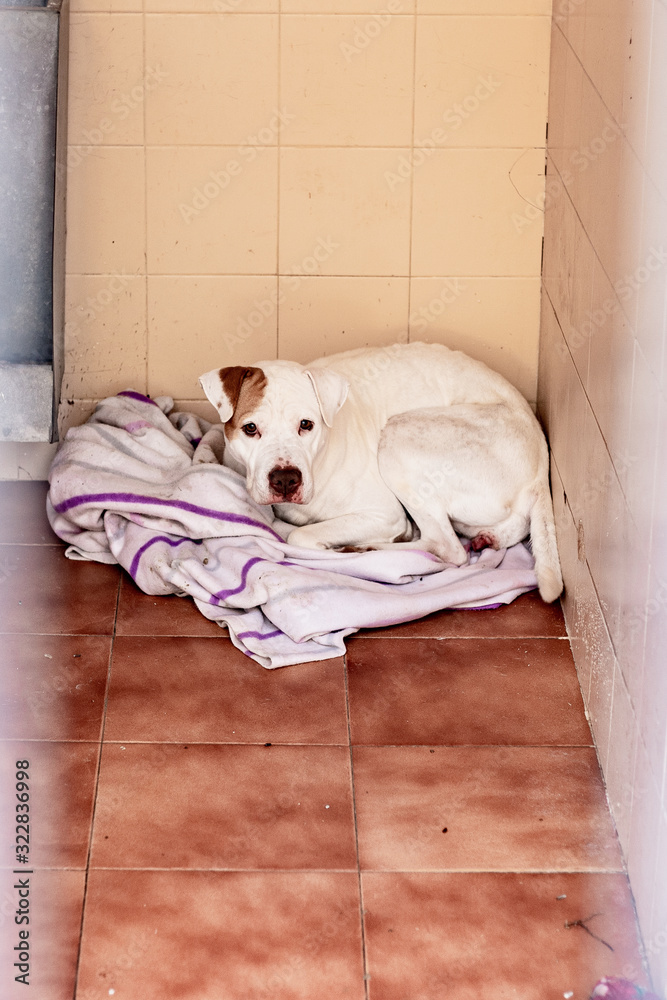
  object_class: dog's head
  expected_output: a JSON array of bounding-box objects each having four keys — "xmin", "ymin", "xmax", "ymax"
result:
[{"xmin": 199, "ymin": 360, "xmax": 349, "ymax": 505}]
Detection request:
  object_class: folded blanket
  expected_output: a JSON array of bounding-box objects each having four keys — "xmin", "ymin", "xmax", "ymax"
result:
[{"xmin": 47, "ymin": 390, "xmax": 539, "ymax": 668}]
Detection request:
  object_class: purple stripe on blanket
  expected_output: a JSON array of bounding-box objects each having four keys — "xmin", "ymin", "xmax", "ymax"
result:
[
  {"xmin": 52, "ymin": 492, "xmax": 283, "ymax": 540},
  {"xmin": 237, "ymin": 629, "xmax": 283, "ymax": 641},
  {"xmin": 129, "ymin": 535, "xmax": 202, "ymax": 580},
  {"xmin": 210, "ymin": 556, "xmax": 265, "ymax": 604},
  {"xmin": 117, "ymin": 390, "xmax": 159, "ymax": 407}
]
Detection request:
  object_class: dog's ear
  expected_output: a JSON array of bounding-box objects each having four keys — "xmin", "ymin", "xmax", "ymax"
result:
[
  {"xmin": 304, "ymin": 368, "xmax": 349, "ymax": 427},
  {"xmin": 199, "ymin": 366, "xmax": 266, "ymax": 422}
]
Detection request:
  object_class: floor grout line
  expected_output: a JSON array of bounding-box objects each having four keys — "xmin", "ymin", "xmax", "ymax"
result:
[
  {"xmin": 71, "ymin": 570, "xmax": 122, "ymax": 999},
  {"xmin": 343, "ymin": 649, "xmax": 371, "ymax": 1000}
]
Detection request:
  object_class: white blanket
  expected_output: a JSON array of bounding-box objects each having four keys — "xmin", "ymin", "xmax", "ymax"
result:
[{"xmin": 47, "ymin": 391, "xmax": 539, "ymax": 668}]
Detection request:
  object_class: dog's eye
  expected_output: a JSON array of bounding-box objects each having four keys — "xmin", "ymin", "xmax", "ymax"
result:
[
  {"xmin": 299, "ymin": 419, "xmax": 314, "ymax": 432},
  {"xmin": 242, "ymin": 422, "xmax": 258, "ymax": 437}
]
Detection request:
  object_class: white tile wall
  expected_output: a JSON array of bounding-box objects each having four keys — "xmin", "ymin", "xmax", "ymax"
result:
[{"xmin": 539, "ymin": 2, "xmax": 667, "ymax": 992}]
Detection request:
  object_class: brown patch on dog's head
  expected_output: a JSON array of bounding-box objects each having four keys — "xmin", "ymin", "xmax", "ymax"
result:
[
  {"xmin": 218, "ymin": 366, "xmax": 267, "ymax": 431},
  {"xmin": 199, "ymin": 365, "xmax": 267, "ymax": 425}
]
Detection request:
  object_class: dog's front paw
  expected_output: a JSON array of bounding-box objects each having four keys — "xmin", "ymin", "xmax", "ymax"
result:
[{"xmin": 286, "ymin": 526, "xmax": 329, "ymax": 550}]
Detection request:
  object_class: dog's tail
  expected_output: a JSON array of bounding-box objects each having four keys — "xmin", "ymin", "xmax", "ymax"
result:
[{"xmin": 529, "ymin": 478, "xmax": 563, "ymax": 604}]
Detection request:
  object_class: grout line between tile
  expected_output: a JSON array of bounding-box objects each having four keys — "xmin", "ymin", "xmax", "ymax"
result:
[
  {"xmin": 343, "ymin": 650, "xmax": 370, "ymax": 1000},
  {"xmin": 72, "ymin": 570, "xmax": 123, "ymax": 999}
]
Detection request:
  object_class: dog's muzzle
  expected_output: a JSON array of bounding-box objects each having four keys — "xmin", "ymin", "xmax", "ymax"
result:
[{"xmin": 268, "ymin": 466, "xmax": 302, "ymax": 501}]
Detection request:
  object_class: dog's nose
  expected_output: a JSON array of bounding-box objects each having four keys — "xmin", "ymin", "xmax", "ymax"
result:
[{"xmin": 268, "ymin": 466, "xmax": 302, "ymax": 498}]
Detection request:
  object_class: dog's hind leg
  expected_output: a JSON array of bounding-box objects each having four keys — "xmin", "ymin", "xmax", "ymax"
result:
[{"xmin": 375, "ymin": 430, "xmax": 469, "ymax": 565}]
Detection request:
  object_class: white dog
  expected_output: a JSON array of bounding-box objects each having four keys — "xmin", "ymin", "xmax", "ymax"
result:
[{"xmin": 199, "ymin": 342, "xmax": 562, "ymax": 603}]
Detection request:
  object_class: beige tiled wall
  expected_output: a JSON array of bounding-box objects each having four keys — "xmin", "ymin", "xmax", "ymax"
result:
[
  {"xmin": 538, "ymin": 2, "xmax": 667, "ymax": 991},
  {"xmin": 40, "ymin": 0, "xmax": 551, "ymax": 447}
]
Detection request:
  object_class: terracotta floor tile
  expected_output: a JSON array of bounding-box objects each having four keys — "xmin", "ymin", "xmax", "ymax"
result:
[
  {"xmin": 0, "ymin": 634, "xmax": 110, "ymax": 741},
  {"xmin": 91, "ymin": 743, "xmax": 357, "ymax": 870},
  {"xmin": 0, "ymin": 869, "xmax": 86, "ymax": 1000},
  {"xmin": 0, "ymin": 546, "xmax": 120, "ymax": 635},
  {"xmin": 0, "ymin": 741, "xmax": 99, "ymax": 868},
  {"xmin": 105, "ymin": 635, "xmax": 348, "ymax": 745},
  {"xmin": 361, "ymin": 872, "xmax": 650, "ymax": 1000},
  {"xmin": 115, "ymin": 575, "xmax": 227, "ymax": 637},
  {"xmin": 355, "ymin": 590, "xmax": 566, "ymax": 639},
  {"xmin": 0, "ymin": 482, "xmax": 61, "ymax": 546},
  {"xmin": 347, "ymin": 637, "xmax": 591, "ymax": 747},
  {"xmin": 77, "ymin": 870, "xmax": 365, "ymax": 1000},
  {"xmin": 353, "ymin": 746, "xmax": 623, "ymax": 871}
]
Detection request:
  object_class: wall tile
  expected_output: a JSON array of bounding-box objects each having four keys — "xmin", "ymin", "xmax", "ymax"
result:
[
  {"xmin": 635, "ymin": 183, "xmax": 667, "ymax": 381},
  {"xmin": 278, "ymin": 276, "xmax": 409, "ymax": 362},
  {"xmin": 577, "ymin": 564, "xmax": 615, "ymax": 774},
  {"xmin": 625, "ymin": 342, "xmax": 660, "ymax": 533},
  {"xmin": 616, "ymin": 515, "xmax": 651, "ymax": 710},
  {"xmin": 627, "ymin": 738, "xmax": 662, "ymax": 937},
  {"xmin": 279, "ymin": 148, "xmax": 411, "ymax": 276},
  {"xmin": 281, "ymin": 15, "xmax": 414, "ymax": 147},
  {"xmin": 546, "ymin": 31, "xmax": 584, "ymax": 187},
  {"xmin": 539, "ymin": 296, "xmax": 571, "ymax": 474},
  {"xmin": 409, "ymin": 277, "xmax": 541, "ymax": 402},
  {"xmin": 605, "ymin": 659, "xmax": 639, "ymax": 856},
  {"xmin": 549, "ymin": 456, "xmax": 580, "ymax": 654},
  {"xmin": 145, "ymin": 15, "xmax": 279, "ymax": 146},
  {"xmin": 63, "ymin": 274, "xmax": 147, "ymax": 398},
  {"xmin": 68, "ymin": 14, "xmax": 145, "ymax": 146},
  {"xmin": 541, "ymin": 167, "xmax": 572, "ymax": 352},
  {"xmin": 418, "ymin": 0, "xmax": 551, "ymax": 11},
  {"xmin": 146, "ymin": 146, "xmax": 278, "ymax": 275},
  {"xmin": 640, "ymin": 561, "xmax": 667, "ymax": 789},
  {"xmin": 282, "ymin": 0, "xmax": 413, "ymax": 11},
  {"xmin": 644, "ymin": 1, "xmax": 667, "ymax": 202},
  {"xmin": 411, "ymin": 148, "xmax": 546, "ymax": 277},
  {"xmin": 556, "ymin": 345, "xmax": 587, "ymax": 527},
  {"xmin": 147, "ymin": 0, "xmax": 278, "ymax": 9},
  {"xmin": 414, "ymin": 16, "xmax": 550, "ymax": 148},
  {"xmin": 70, "ymin": 0, "xmax": 142, "ymax": 9},
  {"xmin": 580, "ymin": 0, "xmax": 630, "ymax": 130},
  {"xmin": 542, "ymin": 9, "xmax": 667, "ymax": 992},
  {"xmin": 147, "ymin": 276, "xmax": 279, "ymax": 399},
  {"xmin": 586, "ymin": 255, "xmax": 634, "ymax": 480},
  {"xmin": 65, "ymin": 147, "xmax": 146, "ymax": 275}
]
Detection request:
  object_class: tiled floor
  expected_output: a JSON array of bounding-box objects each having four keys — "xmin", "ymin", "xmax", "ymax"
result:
[{"xmin": 0, "ymin": 481, "xmax": 651, "ymax": 1000}]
